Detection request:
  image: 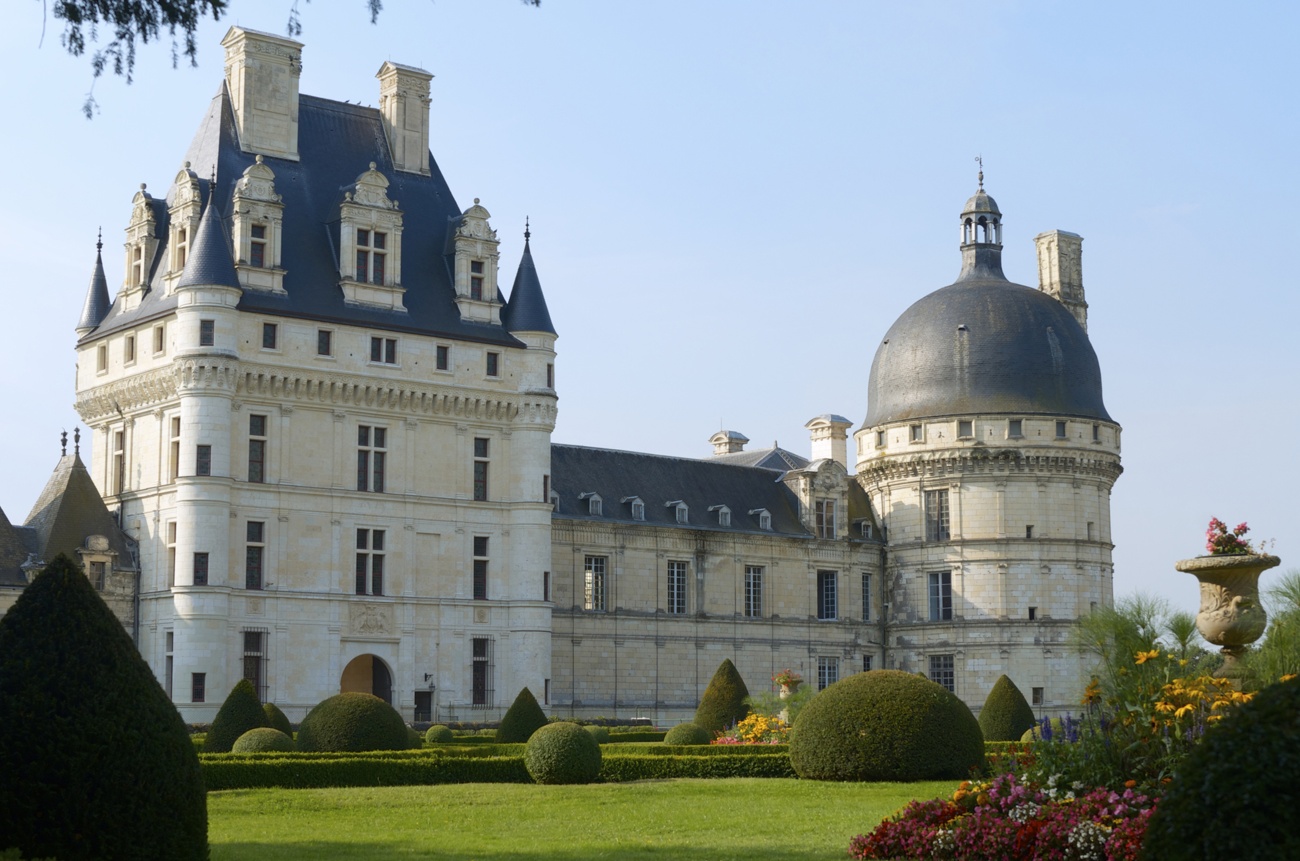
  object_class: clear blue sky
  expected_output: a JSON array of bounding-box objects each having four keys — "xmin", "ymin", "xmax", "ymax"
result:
[{"xmin": 1, "ymin": 1, "xmax": 1295, "ymax": 617}]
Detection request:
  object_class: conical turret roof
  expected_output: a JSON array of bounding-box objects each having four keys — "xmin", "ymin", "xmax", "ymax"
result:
[
  {"xmin": 177, "ymin": 191, "xmax": 240, "ymax": 290},
  {"xmin": 76, "ymin": 236, "xmax": 112, "ymax": 334},
  {"xmin": 502, "ymin": 228, "xmax": 556, "ymax": 335}
]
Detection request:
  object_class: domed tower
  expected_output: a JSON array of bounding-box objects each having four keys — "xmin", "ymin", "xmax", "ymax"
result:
[{"xmin": 854, "ymin": 177, "xmax": 1122, "ymax": 715}]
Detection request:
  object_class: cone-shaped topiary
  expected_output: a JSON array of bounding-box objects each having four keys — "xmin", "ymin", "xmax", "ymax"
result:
[
  {"xmin": 978, "ymin": 674, "xmax": 1037, "ymax": 742},
  {"xmin": 694, "ymin": 658, "xmax": 750, "ymax": 732},
  {"xmin": 263, "ymin": 701, "xmax": 293, "ymax": 738},
  {"xmin": 232, "ymin": 727, "xmax": 295, "ymax": 753},
  {"xmin": 205, "ymin": 678, "xmax": 269, "ymax": 752},
  {"xmin": 663, "ymin": 722, "xmax": 712, "ymax": 745},
  {"xmin": 0, "ymin": 554, "xmax": 207, "ymax": 861},
  {"xmin": 789, "ymin": 670, "xmax": 984, "ymax": 781},
  {"xmin": 496, "ymin": 686, "xmax": 550, "ymax": 743},
  {"xmin": 295, "ymin": 692, "xmax": 409, "ymax": 752},
  {"xmin": 525, "ymin": 722, "xmax": 603, "ymax": 784},
  {"xmin": 425, "ymin": 724, "xmax": 454, "ymax": 743},
  {"xmin": 1142, "ymin": 677, "xmax": 1300, "ymax": 861}
]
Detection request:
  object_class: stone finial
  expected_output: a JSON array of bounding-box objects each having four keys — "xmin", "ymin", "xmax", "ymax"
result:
[{"xmin": 61, "ymin": 430, "xmax": 68, "ymax": 456}]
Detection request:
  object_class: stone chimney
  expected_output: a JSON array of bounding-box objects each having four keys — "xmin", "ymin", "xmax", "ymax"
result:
[
  {"xmin": 377, "ymin": 62, "xmax": 433, "ymax": 175},
  {"xmin": 1035, "ymin": 230, "xmax": 1088, "ymax": 331},
  {"xmin": 709, "ymin": 430, "xmax": 748, "ymax": 456},
  {"xmin": 805, "ymin": 415, "xmax": 852, "ymax": 468},
  {"xmin": 221, "ymin": 27, "xmax": 303, "ymax": 162}
]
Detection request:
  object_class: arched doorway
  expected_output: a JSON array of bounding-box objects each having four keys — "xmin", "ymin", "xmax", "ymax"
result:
[{"xmin": 340, "ymin": 654, "xmax": 393, "ymax": 705}]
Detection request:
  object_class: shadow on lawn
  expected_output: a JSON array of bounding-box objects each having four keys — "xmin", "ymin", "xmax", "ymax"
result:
[{"xmin": 213, "ymin": 842, "xmax": 849, "ymax": 860}]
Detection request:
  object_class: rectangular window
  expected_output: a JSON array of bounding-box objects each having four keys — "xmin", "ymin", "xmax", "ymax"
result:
[
  {"xmin": 242, "ymin": 630, "xmax": 267, "ymax": 701},
  {"xmin": 90, "ymin": 560, "xmax": 107, "ymax": 591},
  {"xmin": 356, "ymin": 229, "xmax": 387, "ymax": 284},
  {"xmin": 261, "ymin": 322, "xmax": 278, "ymax": 350},
  {"xmin": 1087, "ymin": 521, "xmax": 1096, "ymax": 541},
  {"xmin": 1026, "ymin": 525, "xmax": 1035, "ymax": 539},
  {"xmin": 1008, "ymin": 419, "xmax": 1023, "ymax": 438},
  {"xmin": 125, "ymin": 334, "xmax": 136, "ymax": 364},
  {"xmin": 744, "ymin": 566, "xmax": 763, "ymax": 618},
  {"xmin": 875, "ymin": 429, "xmax": 886, "ymax": 448},
  {"xmin": 543, "ymin": 571, "xmax": 551, "ymax": 602},
  {"xmin": 544, "ymin": 679, "xmax": 550, "ymax": 706},
  {"xmin": 317, "ymin": 329, "xmax": 333, "ymax": 357},
  {"xmin": 542, "ymin": 475, "xmax": 550, "ymax": 504},
  {"xmin": 191, "ymin": 672, "xmax": 206, "ymax": 703},
  {"xmin": 815, "ymin": 499, "xmax": 836, "ymax": 539},
  {"xmin": 1056, "ymin": 420, "xmax": 1067, "ymax": 439},
  {"xmin": 168, "ymin": 416, "xmax": 181, "ymax": 482},
  {"xmin": 486, "ymin": 352, "xmax": 500, "ymax": 377},
  {"xmin": 472, "ymin": 637, "xmax": 494, "ymax": 707},
  {"xmin": 195, "ymin": 444, "xmax": 211, "ymax": 477},
  {"xmin": 924, "ymin": 489, "xmax": 950, "ymax": 542},
  {"xmin": 356, "ymin": 426, "xmax": 387, "ymax": 492},
  {"xmin": 1092, "ymin": 423, "xmax": 1101, "ymax": 442},
  {"xmin": 470, "ymin": 260, "xmax": 484, "ymax": 300},
  {"xmin": 96, "ymin": 343, "xmax": 108, "ymax": 373},
  {"xmin": 473, "ymin": 437, "xmax": 489, "ymax": 501},
  {"xmin": 546, "ymin": 363, "xmax": 554, "ymax": 388},
  {"xmin": 817, "ymin": 657, "xmax": 839, "ymax": 691},
  {"xmin": 1032, "ymin": 687, "xmax": 1044, "ymax": 706},
  {"xmin": 193, "ymin": 552, "xmax": 209, "ymax": 587},
  {"xmin": 199, "ymin": 319, "xmax": 214, "ymax": 347},
  {"xmin": 928, "ymin": 570, "xmax": 953, "ymax": 621},
  {"xmin": 165, "ymin": 631, "xmax": 174, "ymax": 698},
  {"xmin": 355, "ymin": 528, "xmax": 385, "ymax": 596},
  {"xmin": 667, "ymin": 560, "xmax": 688, "ymax": 614},
  {"xmin": 584, "ymin": 555, "xmax": 607, "ymax": 611},
  {"xmin": 861, "ymin": 572, "xmax": 872, "ymax": 622},
  {"xmin": 175, "ymin": 228, "xmax": 188, "ymax": 270},
  {"xmin": 1028, "ymin": 606, "xmax": 1037, "ymax": 621},
  {"xmin": 958, "ymin": 420, "xmax": 973, "ymax": 438},
  {"xmin": 436, "ymin": 345, "xmax": 450, "ymax": 370},
  {"xmin": 929, "ymin": 654, "xmax": 955, "ymax": 693},
  {"xmin": 473, "ymin": 536, "xmax": 489, "ymax": 601},
  {"xmin": 166, "ymin": 521, "xmax": 177, "ymax": 588},
  {"xmin": 153, "ymin": 324, "xmax": 165, "ymax": 355},
  {"xmin": 131, "ymin": 245, "xmax": 143, "ymax": 287},
  {"xmin": 369, "ymin": 336, "xmax": 397, "ymax": 365},
  {"xmin": 862, "ymin": 654, "xmax": 873, "ymax": 673},
  {"xmin": 250, "ymin": 224, "xmax": 267, "ymax": 268},
  {"xmin": 910, "ymin": 424, "xmax": 923, "ymax": 442},
  {"xmin": 112, "ymin": 430, "xmax": 126, "ymax": 494},
  {"xmin": 818, "ymin": 570, "xmax": 838, "ymax": 620},
  {"xmin": 245, "ymin": 521, "xmax": 265, "ymax": 590},
  {"xmin": 248, "ymin": 414, "xmax": 267, "ymax": 483}
]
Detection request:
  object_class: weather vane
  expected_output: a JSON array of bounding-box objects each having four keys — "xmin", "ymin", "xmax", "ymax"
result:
[{"xmin": 975, "ymin": 155, "xmax": 984, "ymax": 190}]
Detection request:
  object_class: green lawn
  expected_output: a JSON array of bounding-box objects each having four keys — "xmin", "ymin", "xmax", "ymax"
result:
[{"xmin": 209, "ymin": 778, "xmax": 954, "ymax": 860}]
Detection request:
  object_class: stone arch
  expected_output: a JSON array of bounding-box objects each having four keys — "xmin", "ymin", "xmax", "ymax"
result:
[{"xmin": 340, "ymin": 653, "xmax": 394, "ymax": 705}]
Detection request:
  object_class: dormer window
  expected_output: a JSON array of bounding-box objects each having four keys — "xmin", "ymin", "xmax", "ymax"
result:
[
  {"xmin": 356, "ymin": 229, "xmax": 387, "ymax": 284},
  {"xmin": 471, "ymin": 260, "xmax": 485, "ymax": 299},
  {"xmin": 231, "ymin": 156, "xmax": 286, "ymax": 293},
  {"xmin": 250, "ymin": 225, "xmax": 267, "ymax": 267},
  {"xmin": 175, "ymin": 228, "xmax": 188, "ymax": 270},
  {"xmin": 452, "ymin": 199, "xmax": 502, "ymax": 324},
  {"xmin": 750, "ymin": 508, "xmax": 772, "ymax": 531},
  {"xmin": 131, "ymin": 246, "xmax": 144, "ymax": 288},
  {"xmin": 579, "ymin": 492, "xmax": 603, "ymax": 516},
  {"xmin": 709, "ymin": 505, "xmax": 731, "ymax": 527},
  {"xmin": 622, "ymin": 496, "xmax": 645, "ymax": 521},
  {"xmin": 338, "ymin": 163, "xmax": 405, "ymax": 311},
  {"xmin": 667, "ymin": 500, "xmax": 688, "ymax": 524}
]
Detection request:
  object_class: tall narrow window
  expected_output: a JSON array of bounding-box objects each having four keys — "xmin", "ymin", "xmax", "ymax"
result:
[
  {"xmin": 815, "ymin": 499, "xmax": 836, "ymax": 538},
  {"xmin": 191, "ymin": 672, "xmax": 206, "ymax": 703},
  {"xmin": 470, "ymin": 260, "xmax": 485, "ymax": 299},
  {"xmin": 166, "ymin": 521, "xmax": 177, "ymax": 588},
  {"xmin": 473, "ymin": 536, "xmax": 489, "ymax": 600},
  {"xmin": 96, "ymin": 344, "xmax": 107, "ymax": 372},
  {"xmin": 485, "ymin": 352, "xmax": 500, "ymax": 377},
  {"xmin": 584, "ymin": 555, "xmax": 607, "ymax": 611},
  {"xmin": 261, "ymin": 322, "xmax": 278, "ymax": 350},
  {"xmin": 744, "ymin": 565, "xmax": 763, "ymax": 618},
  {"xmin": 546, "ymin": 363, "xmax": 554, "ymax": 388},
  {"xmin": 248, "ymin": 414, "xmax": 267, "ymax": 483},
  {"xmin": 543, "ymin": 571, "xmax": 551, "ymax": 601},
  {"xmin": 1087, "ymin": 521, "xmax": 1096, "ymax": 541},
  {"xmin": 471, "ymin": 637, "xmax": 493, "ymax": 707},
  {"xmin": 112, "ymin": 430, "xmax": 125, "ymax": 494},
  {"xmin": 317, "ymin": 329, "xmax": 333, "ymax": 357},
  {"xmin": 542, "ymin": 475, "xmax": 550, "ymax": 504},
  {"xmin": 195, "ymin": 444, "xmax": 211, "ymax": 477},
  {"xmin": 1092, "ymin": 423, "xmax": 1101, "ymax": 442},
  {"xmin": 929, "ymin": 654, "xmax": 956, "ymax": 693},
  {"xmin": 667, "ymin": 560, "xmax": 688, "ymax": 614},
  {"xmin": 356, "ymin": 229, "xmax": 387, "ymax": 283},
  {"xmin": 1032, "ymin": 687, "xmax": 1044, "ymax": 706},
  {"xmin": 125, "ymin": 335, "xmax": 136, "ymax": 364},
  {"xmin": 199, "ymin": 319, "xmax": 214, "ymax": 346},
  {"xmin": 165, "ymin": 631, "xmax": 174, "ymax": 698},
  {"xmin": 861, "ymin": 572, "xmax": 872, "ymax": 622},
  {"xmin": 1056, "ymin": 420, "xmax": 1067, "ymax": 439},
  {"xmin": 193, "ymin": 552, "xmax": 209, "ymax": 586},
  {"xmin": 131, "ymin": 245, "xmax": 144, "ymax": 287},
  {"xmin": 153, "ymin": 324, "xmax": 165, "ymax": 354},
  {"xmin": 90, "ymin": 560, "xmax": 107, "ymax": 591},
  {"xmin": 924, "ymin": 489, "xmax": 950, "ymax": 542},
  {"xmin": 817, "ymin": 657, "xmax": 840, "ymax": 690},
  {"xmin": 817, "ymin": 570, "xmax": 838, "ymax": 620},
  {"xmin": 242, "ymin": 630, "xmax": 268, "ymax": 701},
  {"xmin": 250, "ymin": 224, "xmax": 267, "ymax": 268},
  {"xmin": 369, "ymin": 336, "xmax": 397, "ymax": 364},
  {"xmin": 862, "ymin": 655, "xmax": 873, "ymax": 672},
  {"xmin": 175, "ymin": 227, "xmax": 188, "ymax": 270},
  {"xmin": 355, "ymin": 528, "xmax": 385, "ymax": 596},
  {"xmin": 245, "ymin": 521, "xmax": 265, "ymax": 590},
  {"xmin": 436, "ymin": 345, "xmax": 450, "ymax": 370},
  {"xmin": 168, "ymin": 416, "xmax": 181, "ymax": 482},
  {"xmin": 473, "ymin": 437, "xmax": 489, "ymax": 501},
  {"xmin": 357, "ymin": 426, "xmax": 387, "ymax": 492},
  {"xmin": 928, "ymin": 571, "xmax": 953, "ymax": 621}
]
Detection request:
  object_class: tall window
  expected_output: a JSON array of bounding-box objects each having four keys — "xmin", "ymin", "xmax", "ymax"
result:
[
  {"xmin": 667, "ymin": 560, "xmax": 688, "ymax": 614},
  {"xmin": 248, "ymin": 415, "xmax": 267, "ymax": 483},
  {"xmin": 261, "ymin": 322, "xmax": 278, "ymax": 350},
  {"xmin": 175, "ymin": 227, "xmax": 188, "ymax": 269},
  {"xmin": 191, "ymin": 672, "xmax": 206, "ymax": 703},
  {"xmin": 815, "ymin": 499, "xmax": 836, "ymax": 538},
  {"xmin": 199, "ymin": 319, "xmax": 214, "ymax": 346},
  {"xmin": 473, "ymin": 438, "xmax": 490, "ymax": 501},
  {"xmin": 357, "ymin": 426, "xmax": 387, "ymax": 492},
  {"xmin": 370, "ymin": 336, "xmax": 397, "ymax": 364},
  {"xmin": 473, "ymin": 536, "xmax": 489, "ymax": 600},
  {"xmin": 153, "ymin": 324, "xmax": 165, "ymax": 354},
  {"xmin": 584, "ymin": 555, "xmax": 607, "ymax": 611},
  {"xmin": 166, "ymin": 521, "xmax": 177, "ymax": 588},
  {"xmin": 744, "ymin": 566, "xmax": 763, "ymax": 618},
  {"xmin": 96, "ymin": 344, "xmax": 107, "ymax": 373},
  {"xmin": 470, "ymin": 260, "xmax": 484, "ymax": 299},
  {"xmin": 817, "ymin": 657, "xmax": 840, "ymax": 690},
  {"xmin": 546, "ymin": 363, "xmax": 554, "ymax": 388},
  {"xmin": 245, "ymin": 521, "xmax": 265, "ymax": 590},
  {"xmin": 356, "ymin": 229, "xmax": 387, "ymax": 283},
  {"xmin": 862, "ymin": 655, "xmax": 873, "ymax": 672},
  {"xmin": 125, "ymin": 334, "xmax": 136, "ymax": 364},
  {"xmin": 317, "ymin": 329, "xmax": 333, "ymax": 356},
  {"xmin": 242, "ymin": 630, "xmax": 268, "ymax": 701},
  {"xmin": 195, "ymin": 444, "xmax": 211, "ymax": 477},
  {"xmin": 817, "ymin": 570, "xmax": 838, "ymax": 620},
  {"xmin": 112, "ymin": 430, "xmax": 126, "ymax": 494},
  {"xmin": 861, "ymin": 572, "xmax": 872, "ymax": 622},
  {"xmin": 193, "ymin": 552, "xmax": 209, "ymax": 586},
  {"xmin": 250, "ymin": 224, "xmax": 267, "ymax": 267},
  {"xmin": 486, "ymin": 352, "xmax": 500, "ymax": 377},
  {"xmin": 355, "ymin": 528, "xmax": 385, "ymax": 596},
  {"xmin": 928, "ymin": 570, "xmax": 953, "ymax": 621},
  {"xmin": 929, "ymin": 654, "xmax": 955, "ymax": 693},
  {"xmin": 472, "ymin": 637, "xmax": 493, "ymax": 707},
  {"xmin": 169, "ymin": 416, "xmax": 181, "ymax": 482},
  {"xmin": 924, "ymin": 489, "xmax": 950, "ymax": 542},
  {"xmin": 131, "ymin": 245, "xmax": 144, "ymax": 287},
  {"xmin": 436, "ymin": 345, "xmax": 450, "ymax": 370},
  {"xmin": 90, "ymin": 560, "xmax": 107, "ymax": 591},
  {"xmin": 165, "ymin": 631, "xmax": 174, "ymax": 698},
  {"xmin": 1056, "ymin": 420, "xmax": 1068, "ymax": 439}
]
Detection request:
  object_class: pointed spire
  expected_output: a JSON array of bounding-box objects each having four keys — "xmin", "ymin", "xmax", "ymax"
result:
[
  {"xmin": 76, "ymin": 229, "xmax": 112, "ymax": 335},
  {"xmin": 177, "ymin": 183, "xmax": 240, "ymax": 290},
  {"xmin": 501, "ymin": 221, "xmax": 557, "ymax": 336}
]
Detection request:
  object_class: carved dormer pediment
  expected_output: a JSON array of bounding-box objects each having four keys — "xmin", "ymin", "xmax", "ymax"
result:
[
  {"xmin": 450, "ymin": 198, "xmax": 501, "ymax": 325},
  {"xmin": 232, "ymin": 155, "xmax": 287, "ymax": 294},
  {"xmin": 165, "ymin": 162, "xmax": 203, "ymax": 291},
  {"xmin": 120, "ymin": 183, "xmax": 160, "ymax": 312},
  {"xmin": 347, "ymin": 163, "xmax": 399, "ymax": 211},
  {"xmin": 338, "ymin": 162, "xmax": 406, "ymax": 311}
]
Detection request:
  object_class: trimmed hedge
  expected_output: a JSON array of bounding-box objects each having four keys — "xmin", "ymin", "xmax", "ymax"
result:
[
  {"xmin": 496, "ymin": 687, "xmax": 549, "ymax": 743},
  {"xmin": 694, "ymin": 659, "xmax": 750, "ymax": 733},
  {"xmin": 612, "ymin": 743, "xmax": 788, "ymax": 757},
  {"xmin": 606, "ymin": 730, "xmax": 666, "ymax": 743},
  {"xmin": 664, "ymin": 723, "xmax": 712, "ymax": 745},
  {"xmin": 425, "ymin": 725, "xmax": 454, "ymax": 744},
  {"xmin": 263, "ymin": 702, "xmax": 294, "ymax": 738},
  {"xmin": 232, "ymin": 728, "xmax": 295, "ymax": 753},
  {"xmin": 600, "ymin": 753, "xmax": 794, "ymax": 781},
  {"xmin": 525, "ymin": 722, "xmax": 603, "ymax": 785},
  {"xmin": 296, "ymin": 692, "xmax": 409, "ymax": 752},
  {"xmin": 206, "ymin": 679, "xmax": 269, "ymax": 753},
  {"xmin": 978, "ymin": 675, "xmax": 1036, "ymax": 742},
  {"xmin": 584, "ymin": 725, "xmax": 611, "ymax": 744}
]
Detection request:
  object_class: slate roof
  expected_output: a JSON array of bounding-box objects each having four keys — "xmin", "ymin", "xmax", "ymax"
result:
[
  {"xmin": 177, "ymin": 194, "xmax": 240, "ymax": 289},
  {"xmin": 82, "ymin": 85, "xmax": 538, "ymax": 349},
  {"xmin": 23, "ymin": 454, "xmax": 134, "ymax": 569},
  {"xmin": 709, "ymin": 445, "xmax": 809, "ymax": 472},
  {"xmin": 501, "ymin": 236, "xmax": 556, "ymax": 335},
  {"xmin": 0, "ymin": 507, "xmax": 32, "ymax": 587},
  {"xmin": 76, "ymin": 241, "xmax": 111, "ymax": 332}
]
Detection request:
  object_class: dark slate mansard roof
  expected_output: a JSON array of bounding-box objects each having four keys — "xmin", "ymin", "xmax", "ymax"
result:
[{"xmin": 82, "ymin": 84, "xmax": 539, "ymax": 347}]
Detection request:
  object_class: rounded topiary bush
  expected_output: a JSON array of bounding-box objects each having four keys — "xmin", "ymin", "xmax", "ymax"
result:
[
  {"xmin": 295, "ymin": 692, "xmax": 409, "ymax": 752},
  {"xmin": 1142, "ymin": 677, "xmax": 1300, "ymax": 861},
  {"xmin": 663, "ymin": 722, "xmax": 711, "ymax": 745},
  {"xmin": 978, "ymin": 674, "xmax": 1037, "ymax": 742},
  {"xmin": 525, "ymin": 722, "xmax": 603, "ymax": 785},
  {"xmin": 425, "ymin": 725, "xmax": 454, "ymax": 744},
  {"xmin": 694, "ymin": 658, "xmax": 750, "ymax": 733},
  {"xmin": 789, "ymin": 670, "xmax": 984, "ymax": 781},
  {"xmin": 496, "ymin": 687, "xmax": 550, "ymax": 743},
  {"xmin": 205, "ymin": 678, "xmax": 269, "ymax": 752},
  {"xmin": 584, "ymin": 725, "xmax": 610, "ymax": 744},
  {"xmin": 263, "ymin": 702, "xmax": 294, "ymax": 738},
  {"xmin": 232, "ymin": 727, "xmax": 295, "ymax": 753}
]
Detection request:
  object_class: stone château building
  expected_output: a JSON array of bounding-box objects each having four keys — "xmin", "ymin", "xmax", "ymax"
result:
[{"xmin": 0, "ymin": 29, "xmax": 1119, "ymax": 724}]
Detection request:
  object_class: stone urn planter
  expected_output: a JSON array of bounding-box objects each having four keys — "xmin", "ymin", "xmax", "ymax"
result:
[{"xmin": 1175, "ymin": 553, "xmax": 1280, "ymax": 680}]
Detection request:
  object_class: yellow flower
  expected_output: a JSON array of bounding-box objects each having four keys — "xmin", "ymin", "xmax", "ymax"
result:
[
  {"xmin": 1281, "ymin": 674, "xmax": 1297, "ymax": 683},
  {"xmin": 1134, "ymin": 649, "xmax": 1161, "ymax": 665}
]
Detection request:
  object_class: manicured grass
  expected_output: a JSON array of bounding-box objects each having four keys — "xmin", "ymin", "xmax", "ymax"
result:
[{"xmin": 210, "ymin": 777, "xmax": 954, "ymax": 860}]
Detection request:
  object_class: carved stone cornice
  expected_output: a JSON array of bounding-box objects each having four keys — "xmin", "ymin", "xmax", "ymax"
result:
[
  {"xmin": 75, "ymin": 365, "xmax": 178, "ymax": 422},
  {"xmin": 857, "ymin": 448, "xmax": 1122, "ymax": 487}
]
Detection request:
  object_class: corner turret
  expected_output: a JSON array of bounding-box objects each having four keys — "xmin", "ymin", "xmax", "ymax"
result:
[
  {"xmin": 76, "ymin": 233, "xmax": 112, "ymax": 337},
  {"xmin": 502, "ymin": 221, "xmax": 557, "ymax": 337}
]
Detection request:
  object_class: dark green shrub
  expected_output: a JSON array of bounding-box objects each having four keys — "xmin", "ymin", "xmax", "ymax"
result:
[
  {"xmin": 789, "ymin": 670, "xmax": 984, "ymax": 781},
  {"xmin": 605, "ymin": 730, "xmax": 666, "ymax": 743},
  {"xmin": 496, "ymin": 687, "xmax": 549, "ymax": 743},
  {"xmin": 296, "ymin": 692, "xmax": 409, "ymax": 752},
  {"xmin": 978, "ymin": 674, "xmax": 1036, "ymax": 742},
  {"xmin": 584, "ymin": 725, "xmax": 610, "ymax": 744},
  {"xmin": 694, "ymin": 659, "xmax": 750, "ymax": 732},
  {"xmin": 1142, "ymin": 677, "xmax": 1300, "ymax": 861},
  {"xmin": 425, "ymin": 725, "xmax": 454, "ymax": 743},
  {"xmin": 524, "ymin": 722, "xmax": 603, "ymax": 784},
  {"xmin": 199, "ymin": 751, "xmax": 530, "ymax": 790},
  {"xmin": 0, "ymin": 554, "xmax": 207, "ymax": 860},
  {"xmin": 232, "ymin": 727, "xmax": 295, "ymax": 753},
  {"xmin": 600, "ymin": 753, "xmax": 794, "ymax": 781},
  {"xmin": 263, "ymin": 702, "xmax": 293, "ymax": 737},
  {"xmin": 407, "ymin": 727, "xmax": 423, "ymax": 748},
  {"xmin": 205, "ymin": 678, "xmax": 269, "ymax": 753},
  {"xmin": 663, "ymin": 722, "xmax": 712, "ymax": 745}
]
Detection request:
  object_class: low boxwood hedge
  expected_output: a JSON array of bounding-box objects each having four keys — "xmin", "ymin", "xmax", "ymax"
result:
[
  {"xmin": 599, "ymin": 753, "xmax": 794, "ymax": 781},
  {"xmin": 605, "ymin": 731, "xmax": 666, "ymax": 743}
]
